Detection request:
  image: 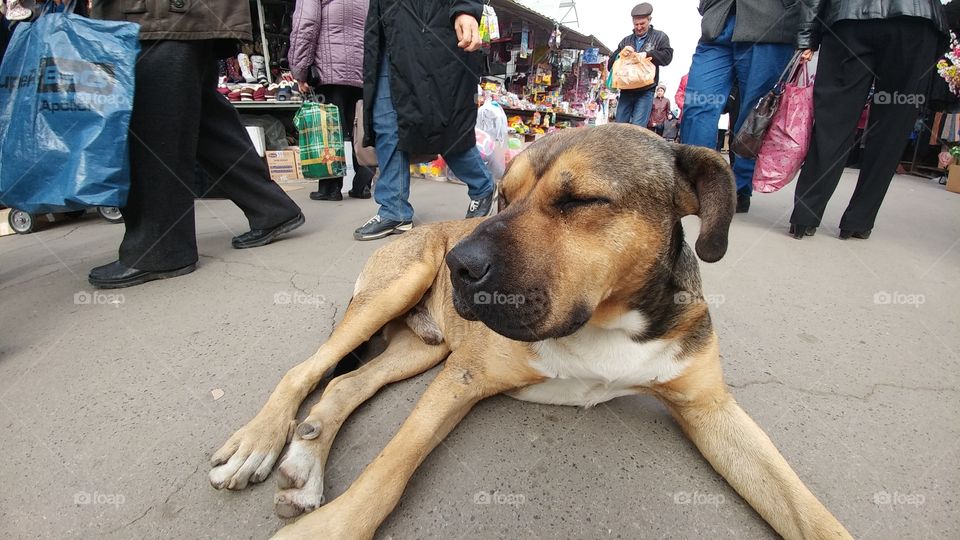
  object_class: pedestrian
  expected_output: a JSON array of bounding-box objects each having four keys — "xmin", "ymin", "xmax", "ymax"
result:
[
  {"xmin": 289, "ymin": 0, "xmax": 375, "ymax": 202},
  {"xmin": 789, "ymin": 0, "xmax": 948, "ymax": 240},
  {"xmin": 608, "ymin": 2, "xmax": 673, "ymax": 127},
  {"xmin": 87, "ymin": 1, "xmax": 305, "ymax": 288},
  {"xmin": 353, "ymin": 0, "xmax": 495, "ymax": 241},
  {"xmin": 679, "ymin": 0, "xmax": 799, "ymax": 214},
  {"xmin": 648, "ymin": 83, "xmax": 671, "ymax": 135},
  {"xmin": 661, "ymin": 111, "xmax": 680, "ymax": 142}
]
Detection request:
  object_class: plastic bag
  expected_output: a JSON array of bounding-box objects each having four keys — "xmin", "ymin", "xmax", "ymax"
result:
[
  {"xmin": 753, "ymin": 63, "xmax": 814, "ymax": 193},
  {"xmin": 612, "ymin": 47, "xmax": 655, "ymax": 90},
  {"xmin": 476, "ymin": 100, "xmax": 508, "ymax": 178},
  {"xmin": 732, "ymin": 51, "xmax": 801, "ymax": 159},
  {"xmin": 294, "ymin": 101, "xmax": 346, "ymax": 179},
  {"xmin": 0, "ymin": 4, "xmax": 139, "ymax": 214}
]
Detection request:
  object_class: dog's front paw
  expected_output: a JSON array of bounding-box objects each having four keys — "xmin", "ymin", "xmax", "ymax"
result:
[
  {"xmin": 270, "ymin": 498, "xmax": 368, "ymax": 540},
  {"xmin": 274, "ymin": 437, "xmax": 326, "ymax": 518},
  {"xmin": 209, "ymin": 415, "xmax": 293, "ymax": 490}
]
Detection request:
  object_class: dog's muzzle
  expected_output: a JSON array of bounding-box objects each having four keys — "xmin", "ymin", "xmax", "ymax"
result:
[{"xmin": 445, "ymin": 232, "xmax": 554, "ymax": 342}]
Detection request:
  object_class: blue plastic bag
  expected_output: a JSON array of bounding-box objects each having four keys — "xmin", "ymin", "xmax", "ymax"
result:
[{"xmin": 0, "ymin": 5, "xmax": 139, "ymax": 214}]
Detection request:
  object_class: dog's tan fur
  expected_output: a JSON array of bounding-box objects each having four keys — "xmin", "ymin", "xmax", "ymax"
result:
[{"xmin": 210, "ymin": 125, "xmax": 852, "ymax": 539}]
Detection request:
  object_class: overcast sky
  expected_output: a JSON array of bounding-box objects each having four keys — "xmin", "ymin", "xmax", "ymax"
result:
[{"xmin": 519, "ymin": 0, "xmax": 708, "ymax": 103}]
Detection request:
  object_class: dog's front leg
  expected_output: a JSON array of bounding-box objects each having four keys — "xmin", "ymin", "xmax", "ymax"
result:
[
  {"xmin": 654, "ymin": 336, "xmax": 852, "ymax": 540},
  {"xmin": 271, "ymin": 343, "xmax": 541, "ymax": 540}
]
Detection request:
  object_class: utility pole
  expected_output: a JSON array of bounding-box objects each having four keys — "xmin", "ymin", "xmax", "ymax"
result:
[{"xmin": 558, "ymin": 0, "xmax": 579, "ymax": 28}]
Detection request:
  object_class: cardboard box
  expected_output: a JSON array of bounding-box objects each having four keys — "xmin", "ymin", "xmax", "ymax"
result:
[
  {"xmin": 265, "ymin": 150, "xmax": 303, "ymax": 182},
  {"xmin": 947, "ymin": 164, "xmax": 960, "ymax": 194}
]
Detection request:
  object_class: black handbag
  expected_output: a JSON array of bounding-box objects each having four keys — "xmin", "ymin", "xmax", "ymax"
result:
[{"xmin": 731, "ymin": 51, "xmax": 803, "ymax": 159}]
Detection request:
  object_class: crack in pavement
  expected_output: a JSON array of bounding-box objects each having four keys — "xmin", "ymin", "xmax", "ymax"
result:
[
  {"xmin": 727, "ymin": 379, "xmax": 958, "ymax": 401},
  {"xmin": 102, "ymin": 461, "xmax": 203, "ymax": 535}
]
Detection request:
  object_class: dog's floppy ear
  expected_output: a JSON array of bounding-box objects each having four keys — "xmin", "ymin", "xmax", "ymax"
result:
[{"xmin": 673, "ymin": 144, "xmax": 736, "ymax": 263}]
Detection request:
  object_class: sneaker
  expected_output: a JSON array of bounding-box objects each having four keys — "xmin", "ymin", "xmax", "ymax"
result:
[
  {"xmin": 237, "ymin": 53, "xmax": 257, "ymax": 83},
  {"xmin": 353, "ymin": 214, "xmax": 412, "ymax": 241},
  {"xmin": 465, "ymin": 191, "xmax": 495, "ymax": 219},
  {"xmin": 250, "ymin": 55, "xmax": 269, "ymax": 84}
]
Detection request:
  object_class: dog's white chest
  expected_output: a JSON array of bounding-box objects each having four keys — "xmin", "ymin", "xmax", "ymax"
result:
[{"xmin": 509, "ymin": 313, "xmax": 688, "ymax": 407}]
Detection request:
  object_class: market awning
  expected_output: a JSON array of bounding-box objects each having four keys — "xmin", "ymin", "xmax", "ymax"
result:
[{"xmin": 489, "ymin": 0, "xmax": 612, "ymax": 56}]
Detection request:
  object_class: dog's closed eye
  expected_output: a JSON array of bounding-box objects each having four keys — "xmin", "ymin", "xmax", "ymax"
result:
[{"xmin": 555, "ymin": 195, "xmax": 611, "ymax": 213}]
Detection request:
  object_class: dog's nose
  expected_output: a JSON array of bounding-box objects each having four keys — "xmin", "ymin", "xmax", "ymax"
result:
[{"xmin": 446, "ymin": 241, "xmax": 492, "ymax": 285}]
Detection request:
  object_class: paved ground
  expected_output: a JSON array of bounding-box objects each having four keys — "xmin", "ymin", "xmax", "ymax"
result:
[{"xmin": 1, "ymin": 169, "xmax": 958, "ymax": 540}]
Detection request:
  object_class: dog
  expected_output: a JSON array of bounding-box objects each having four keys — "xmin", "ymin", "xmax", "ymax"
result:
[{"xmin": 209, "ymin": 124, "xmax": 852, "ymax": 539}]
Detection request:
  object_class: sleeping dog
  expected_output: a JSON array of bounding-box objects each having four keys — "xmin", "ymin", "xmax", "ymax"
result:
[{"xmin": 210, "ymin": 124, "xmax": 851, "ymax": 539}]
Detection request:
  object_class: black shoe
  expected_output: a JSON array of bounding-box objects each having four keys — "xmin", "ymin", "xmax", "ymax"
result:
[
  {"xmin": 348, "ymin": 187, "xmax": 371, "ymax": 199},
  {"xmin": 839, "ymin": 229, "xmax": 871, "ymax": 240},
  {"xmin": 310, "ymin": 191, "xmax": 343, "ymax": 201},
  {"xmin": 789, "ymin": 223, "xmax": 817, "ymax": 239},
  {"xmin": 353, "ymin": 214, "xmax": 412, "ymax": 241},
  {"xmin": 88, "ymin": 260, "xmax": 196, "ymax": 289},
  {"xmin": 736, "ymin": 192, "xmax": 751, "ymax": 213},
  {"xmin": 232, "ymin": 212, "xmax": 305, "ymax": 249},
  {"xmin": 465, "ymin": 191, "xmax": 495, "ymax": 219}
]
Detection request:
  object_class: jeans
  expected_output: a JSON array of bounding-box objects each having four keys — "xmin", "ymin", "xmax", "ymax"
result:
[
  {"xmin": 679, "ymin": 14, "xmax": 794, "ymax": 194},
  {"xmin": 615, "ymin": 87, "xmax": 655, "ymax": 126},
  {"xmin": 372, "ymin": 55, "xmax": 493, "ymax": 222}
]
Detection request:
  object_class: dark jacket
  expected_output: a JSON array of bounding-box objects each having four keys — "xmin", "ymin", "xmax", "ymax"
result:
[
  {"xmin": 289, "ymin": 0, "xmax": 368, "ymax": 87},
  {"xmin": 92, "ymin": 0, "xmax": 252, "ymax": 41},
  {"xmin": 608, "ymin": 27, "xmax": 673, "ymax": 92},
  {"xmin": 362, "ymin": 0, "xmax": 483, "ymax": 155},
  {"xmin": 797, "ymin": 0, "xmax": 949, "ymax": 50},
  {"xmin": 698, "ymin": 0, "xmax": 800, "ymax": 44}
]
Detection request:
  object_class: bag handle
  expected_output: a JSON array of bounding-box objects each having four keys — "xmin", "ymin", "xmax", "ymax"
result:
[{"xmin": 773, "ymin": 50, "xmax": 804, "ymax": 92}]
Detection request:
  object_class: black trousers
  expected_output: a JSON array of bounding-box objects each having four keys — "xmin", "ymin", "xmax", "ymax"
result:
[
  {"xmin": 311, "ymin": 84, "xmax": 375, "ymax": 196},
  {"xmin": 120, "ymin": 41, "xmax": 301, "ymax": 271},
  {"xmin": 791, "ymin": 18, "xmax": 939, "ymax": 231}
]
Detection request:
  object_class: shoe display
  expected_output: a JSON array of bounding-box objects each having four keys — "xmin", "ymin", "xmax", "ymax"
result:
[
  {"xmin": 237, "ymin": 53, "xmax": 257, "ymax": 83},
  {"xmin": 838, "ymin": 229, "xmax": 871, "ymax": 240},
  {"xmin": 88, "ymin": 260, "xmax": 196, "ymax": 289},
  {"xmin": 465, "ymin": 191, "xmax": 495, "ymax": 219},
  {"xmin": 225, "ymin": 57, "xmax": 243, "ymax": 83},
  {"xmin": 253, "ymin": 86, "xmax": 266, "ymax": 101},
  {"xmin": 353, "ymin": 215, "xmax": 413, "ymax": 241},
  {"xmin": 232, "ymin": 213, "xmax": 305, "ymax": 249},
  {"xmin": 239, "ymin": 86, "xmax": 255, "ymax": 102},
  {"xmin": 250, "ymin": 55, "xmax": 268, "ymax": 84}
]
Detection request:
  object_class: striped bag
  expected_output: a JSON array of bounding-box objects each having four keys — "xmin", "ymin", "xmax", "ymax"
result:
[{"xmin": 293, "ymin": 102, "xmax": 346, "ymax": 179}]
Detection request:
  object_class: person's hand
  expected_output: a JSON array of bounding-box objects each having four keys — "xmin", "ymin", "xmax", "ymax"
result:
[
  {"xmin": 454, "ymin": 13, "xmax": 481, "ymax": 52},
  {"xmin": 799, "ymin": 49, "xmax": 813, "ymax": 62},
  {"xmin": 637, "ymin": 52, "xmax": 647, "ymax": 59},
  {"xmin": 298, "ymin": 81, "xmax": 311, "ymax": 94}
]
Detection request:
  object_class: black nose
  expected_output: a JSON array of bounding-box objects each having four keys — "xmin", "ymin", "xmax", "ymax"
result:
[{"xmin": 446, "ymin": 239, "xmax": 492, "ymax": 286}]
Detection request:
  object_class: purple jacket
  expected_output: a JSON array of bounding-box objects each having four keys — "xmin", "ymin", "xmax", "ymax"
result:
[{"xmin": 289, "ymin": 0, "xmax": 367, "ymax": 87}]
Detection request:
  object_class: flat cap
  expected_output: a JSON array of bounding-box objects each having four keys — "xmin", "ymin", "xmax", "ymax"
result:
[{"xmin": 631, "ymin": 3, "xmax": 653, "ymax": 17}]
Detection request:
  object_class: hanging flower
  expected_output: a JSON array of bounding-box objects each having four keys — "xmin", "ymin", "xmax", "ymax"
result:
[{"xmin": 938, "ymin": 32, "xmax": 960, "ymax": 96}]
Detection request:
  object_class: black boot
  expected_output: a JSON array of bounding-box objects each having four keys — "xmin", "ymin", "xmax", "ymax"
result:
[
  {"xmin": 789, "ymin": 223, "xmax": 817, "ymax": 239},
  {"xmin": 736, "ymin": 191, "xmax": 750, "ymax": 213},
  {"xmin": 839, "ymin": 229, "xmax": 871, "ymax": 240},
  {"xmin": 310, "ymin": 179, "xmax": 343, "ymax": 201}
]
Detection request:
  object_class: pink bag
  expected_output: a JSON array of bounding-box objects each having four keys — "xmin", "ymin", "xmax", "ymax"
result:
[{"xmin": 752, "ymin": 63, "xmax": 814, "ymax": 193}]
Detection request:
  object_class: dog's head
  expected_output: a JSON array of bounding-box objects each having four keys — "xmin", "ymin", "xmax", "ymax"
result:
[{"xmin": 445, "ymin": 124, "xmax": 735, "ymax": 342}]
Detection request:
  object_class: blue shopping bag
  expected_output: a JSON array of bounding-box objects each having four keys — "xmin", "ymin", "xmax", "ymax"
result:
[{"xmin": 0, "ymin": 3, "xmax": 139, "ymax": 214}]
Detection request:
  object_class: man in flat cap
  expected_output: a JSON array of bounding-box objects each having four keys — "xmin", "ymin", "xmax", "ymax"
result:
[{"xmin": 608, "ymin": 2, "xmax": 673, "ymax": 127}]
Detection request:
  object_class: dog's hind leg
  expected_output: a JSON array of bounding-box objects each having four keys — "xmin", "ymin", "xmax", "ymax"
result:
[
  {"xmin": 209, "ymin": 229, "xmax": 446, "ymax": 491},
  {"xmin": 654, "ymin": 334, "xmax": 852, "ymax": 540},
  {"xmin": 273, "ymin": 321, "xmax": 450, "ymax": 518}
]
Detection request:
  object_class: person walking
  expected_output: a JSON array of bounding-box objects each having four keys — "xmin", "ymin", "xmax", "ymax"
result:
[
  {"xmin": 647, "ymin": 83, "xmax": 671, "ymax": 135},
  {"xmin": 87, "ymin": 1, "xmax": 304, "ymax": 289},
  {"xmin": 789, "ymin": 0, "xmax": 948, "ymax": 240},
  {"xmin": 289, "ymin": 0, "xmax": 375, "ymax": 202},
  {"xmin": 679, "ymin": 0, "xmax": 799, "ymax": 213},
  {"xmin": 353, "ymin": 0, "xmax": 495, "ymax": 241},
  {"xmin": 608, "ymin": 3, "xmax": 673, "ymax": 127}
]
